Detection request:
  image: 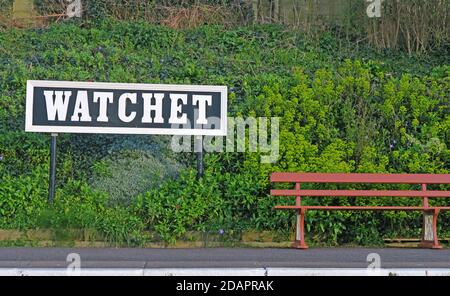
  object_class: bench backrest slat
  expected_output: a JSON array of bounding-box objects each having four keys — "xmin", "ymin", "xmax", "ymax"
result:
[
  {"xmin": 270, "ymin": 173, "xmax": 450, "ymax": 184},
  {"xmin": 270, "ymin": 189, "xmax": 450, "ymax": 197}
]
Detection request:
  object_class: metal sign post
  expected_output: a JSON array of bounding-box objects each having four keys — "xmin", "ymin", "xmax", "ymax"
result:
[
  {"xmin": 196, "ymin": 135, "xmax": 203, "ymax": 179},
  {"xmin": 48, "ymin": 133, "xmax": 57, "ymax": 204}
]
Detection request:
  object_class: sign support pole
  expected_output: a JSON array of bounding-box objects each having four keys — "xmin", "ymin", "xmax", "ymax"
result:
[
  {"xmin": 196, "ymin": 135, "xmax": 203, "ymax": 179},
  {"xmin": 48, "ymin": 133, "xmax": 58, "ymax": 204}
]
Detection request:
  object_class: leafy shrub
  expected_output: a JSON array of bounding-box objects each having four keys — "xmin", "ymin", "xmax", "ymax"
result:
[
  {"xmin": 0, "ymin": 165, "xmax": 48, "ymax": 229},
  {"xmin": 37, "ymin": 179, "xmax": 148, "ymax": 246},
  {"xmin": 135, "ymin": 168, "xmax": 223, "ymax": 243},
  {"xmin": 90, "ymin": 149, "xmax": 182, "ymax": 206}
]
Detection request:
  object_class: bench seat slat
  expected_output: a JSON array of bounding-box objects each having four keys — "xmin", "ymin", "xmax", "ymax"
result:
[
  {"xmin": 274, "ymin": 206, "xmax": 450, "ymax": 211},
  {"xmin": 270, "ymin": 189, "xmax": 450, "ymax": 197},
  {"xmin": 270, "ymin": 173, "xmax": 450, "ymax": 184}
]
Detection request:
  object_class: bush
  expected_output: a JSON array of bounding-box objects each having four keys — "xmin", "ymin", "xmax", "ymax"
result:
[
  {"xmin": 0, "ymin": 165, "xmax": 48, "ymax": 229},
  {"xmin": 135, "ymin": 168, "xmax": 223, "ymax": 244},
  {"xmin": 37, "ymin": 179, "xmax": 148, "ymax": 246},
  {"xmin": 90, "ymin": 149, "xmax": 182, "ymax": 206}
]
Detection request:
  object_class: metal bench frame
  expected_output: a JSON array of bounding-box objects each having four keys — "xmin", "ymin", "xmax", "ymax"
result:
[{"xmin": 270, "ymin": 173, "xmax": 450, "ymax": 249}]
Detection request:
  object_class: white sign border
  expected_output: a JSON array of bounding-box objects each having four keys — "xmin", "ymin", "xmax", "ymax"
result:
[{"xmin": 25, "ymin": 80, "xmax": 227, "ymax": 136}]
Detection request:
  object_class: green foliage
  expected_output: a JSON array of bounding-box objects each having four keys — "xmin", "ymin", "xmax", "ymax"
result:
[
  {"xmin": 135, "ymin": 168, "xmax": 223, "ymax": 244},
  {"xmin": 90, "ymin": 149, "xmax": 182, "ymax": 206},
  {"xmin": 0, "ymin": 0, "xmax": 14, "ymax": 13},
  {"xmin": 38, "ymin": 179, "xmax": 148, "ymax": 246},
  {"xmin": 0, "ymin": 165, "xmax": 48, "ymax": 229},
  {"xmin": 0, "ymin": 21, "xmax": 448, "ymax": 245}
]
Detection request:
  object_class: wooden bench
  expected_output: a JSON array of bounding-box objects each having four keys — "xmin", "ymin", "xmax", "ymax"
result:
[{"xmin": 270, "ymin": 173, "xmax": 450, "ymax": 249}]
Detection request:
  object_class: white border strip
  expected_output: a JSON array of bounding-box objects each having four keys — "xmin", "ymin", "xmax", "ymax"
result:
[
  {"xmin": 1, "ymin": 268, "xmax": 450, "ymax": 276},
  {"xmin": 266, "ymin": 268, "xmax": 450, "ymax": 276},
  {"xmin": 25, "ymin": 80, "xmax": 228, "ymax": 136}
]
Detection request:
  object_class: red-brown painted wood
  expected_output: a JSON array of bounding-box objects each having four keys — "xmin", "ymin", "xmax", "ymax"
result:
[
  {"xmin": 270, "ymin": 189, "xmax": 450, "ymax": 197},
  {"xmin": 270, "ymin": 173, "xmax": 450, "ymax": 184},
  {"xmin": 274, "ymin": 206, "xmax": 450, "ymax": 211},
  {"xmin": 269, "ymin": 172, "xmax": 450, "ymax": 249}
]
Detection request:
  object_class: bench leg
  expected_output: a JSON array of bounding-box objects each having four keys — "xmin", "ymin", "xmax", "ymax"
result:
[
  {"xmin": 292, "ymin": 209, "xmax": 308, "ymax": 249},
  {"xmin": 419, "ymin": 209, "xmax": 442, "ymax": 249}
]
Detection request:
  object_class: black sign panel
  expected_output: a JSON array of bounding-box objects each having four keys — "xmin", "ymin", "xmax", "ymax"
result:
[{"xmin": 25, "ymin": 80, "xmax": 227, "ymax": 135}]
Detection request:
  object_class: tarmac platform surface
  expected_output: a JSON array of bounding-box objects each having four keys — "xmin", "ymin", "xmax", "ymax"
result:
[{"xmin": 0, "ymin": 247, "xmax": 449, "ymax": 269}]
